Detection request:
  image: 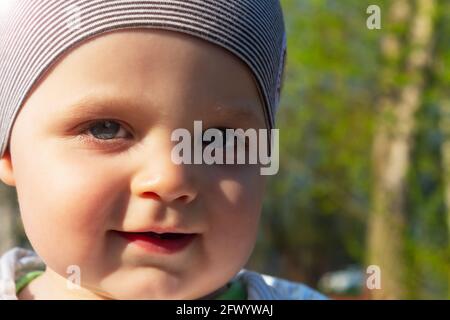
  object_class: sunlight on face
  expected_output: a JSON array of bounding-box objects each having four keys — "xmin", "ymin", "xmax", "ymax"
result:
[{"xmin": 7, "ymin": 29, "xmax": 267, "ymax": 299}]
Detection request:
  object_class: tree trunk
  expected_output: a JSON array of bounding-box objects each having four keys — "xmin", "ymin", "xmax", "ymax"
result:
[
  {"xmin": 367, "ymin": 0, "xmax": 436, "ymax": 299},
  {"xmin": 440, "ymin": 100, "xmax": 450, "ymax": 235},
  {"xmin": 439, "ymin": 99, "xmax": 450, "ymax": 298}
]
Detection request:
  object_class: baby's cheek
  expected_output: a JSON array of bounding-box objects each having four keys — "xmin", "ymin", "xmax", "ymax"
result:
[
  {"xmin": 205, "ymin": 169, "xmax": 264, "ymax": 268},
  {"xmin": 17, "ymin": 153, "xmax": 125, "ymax": 274}
]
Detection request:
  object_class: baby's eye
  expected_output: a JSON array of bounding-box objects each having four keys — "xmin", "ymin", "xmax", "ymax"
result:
[
  {"xmin": 201, "ymin": 127, "xmax": 250, "ymax": 165},
  {"xmin": 202, "ymin": 127, "xmax": 235, "ymax": 149},
  {"xmin": 86, "ymin": 120, "xmax": 130, "ymax": 140}
]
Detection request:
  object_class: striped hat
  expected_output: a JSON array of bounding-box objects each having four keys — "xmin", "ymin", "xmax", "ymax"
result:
[{"xmin": 0, "ymin": 0, "xmax": 287, "ymax": 158}]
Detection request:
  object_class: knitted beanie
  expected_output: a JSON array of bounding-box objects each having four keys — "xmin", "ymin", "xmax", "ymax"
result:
[{"xmin": 0, "ymin": 0, "xmax": 287, "ymax": 157}]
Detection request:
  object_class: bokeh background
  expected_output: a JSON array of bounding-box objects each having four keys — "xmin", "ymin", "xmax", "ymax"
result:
[{"xmin": 0, "ymin": 0, "xmax": 449, "ymax": 299}]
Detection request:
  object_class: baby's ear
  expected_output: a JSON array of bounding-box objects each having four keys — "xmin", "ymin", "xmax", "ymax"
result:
[{"xmin": 0, "ymin": 147, "xmax": 16, "ymax": 186}]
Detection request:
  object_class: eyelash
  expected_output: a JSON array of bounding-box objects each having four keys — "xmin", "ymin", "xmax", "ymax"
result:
[
  {"xmin": 76, "ymin": 121, "xmax": 242, "ymax": 150},
  {"xmin": 77, "ymin": 120, "xmax": 132, "ymax": 147}
]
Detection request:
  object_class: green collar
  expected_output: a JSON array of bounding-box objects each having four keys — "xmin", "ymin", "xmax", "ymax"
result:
[
  {"xmin": 16, "ymin": 270, "xmax": 247, "ymax": 300},
  {"xmin": 214, "ymin": 279, "xmax": 247, "ymax": 300},
  {"xmin": 16, "ymin": 270, "xmax": 44, "ymax": 295}
]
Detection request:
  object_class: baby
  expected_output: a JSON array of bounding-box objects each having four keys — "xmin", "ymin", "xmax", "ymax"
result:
[{"xmin": 0, "ymin": 0, "xmax": 325, "ymax": 300}]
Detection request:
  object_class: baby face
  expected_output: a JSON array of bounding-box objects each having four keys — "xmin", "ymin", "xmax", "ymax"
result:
[{"xmin": 0, "ymin": 29, "xmax": 267, "ymax": 299}]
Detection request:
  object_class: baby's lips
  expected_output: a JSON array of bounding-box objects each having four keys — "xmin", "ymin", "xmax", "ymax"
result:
[
  {"xmin": 116, "ymin": 225, "xmax": 198, "ymax": 235},
  {"xmin": 114, "ymin": 229, "xmax": 198, "ymax": 254},
  {"xmin": 125, "ymin": 231, "xmax": 197, "ymax": 240}
]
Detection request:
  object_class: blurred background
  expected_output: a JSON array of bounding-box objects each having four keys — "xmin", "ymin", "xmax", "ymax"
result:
[{"xmin": 1, "ymin": 0, "xmax": 449, "ymax": 299}]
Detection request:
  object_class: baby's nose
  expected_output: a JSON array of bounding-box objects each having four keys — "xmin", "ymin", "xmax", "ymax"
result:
[{"xmin": 130, "ymin": 134, "xmax": 198, "ymax": 205}]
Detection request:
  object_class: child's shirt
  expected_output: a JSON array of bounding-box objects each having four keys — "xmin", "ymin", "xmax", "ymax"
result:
[{"xmin": 0, "ymin": 247, "xmax": 327, "ymax": 300}]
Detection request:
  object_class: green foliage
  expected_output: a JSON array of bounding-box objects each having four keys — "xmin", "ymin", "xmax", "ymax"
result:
[{"xmin": 248, "ymin": 0, "xmax": 449, "ymax": 299}]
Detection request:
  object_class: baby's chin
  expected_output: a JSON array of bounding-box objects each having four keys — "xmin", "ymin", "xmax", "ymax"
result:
[
  {"xmin": 89, "ymin": 268, "xmax": 224, "ymax": 300},
  {"xmin": 96, "ymin": 283, "xmax": 213, "ymax": 300}
]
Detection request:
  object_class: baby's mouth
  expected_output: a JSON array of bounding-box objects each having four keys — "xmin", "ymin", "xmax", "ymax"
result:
[
  {"xmin": 115, "ymin": 230, "xmax": 198, "ymax": 254},
  {"xmin": 140, "ymin": 231, "xmax": 190, "ymax": 240}
]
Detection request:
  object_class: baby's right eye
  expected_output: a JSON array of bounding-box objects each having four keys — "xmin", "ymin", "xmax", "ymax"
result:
[
  {"xmin": 76, "ymin": 120, "xmax": 133, "ymax": 149},
  {"xmin": 88, "ymin": 120, "xmax": 129, "ymax": 140}
]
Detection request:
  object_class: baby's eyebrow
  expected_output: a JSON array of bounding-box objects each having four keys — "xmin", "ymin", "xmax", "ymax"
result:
[
  {"xmin": 211, "ymin": 105, "xmax": 266, "ymax": 126},
  {"xmin": 56, "ymin": 94, "xmax": 265, "ymax": 126},
  {"xmin": 59, "ymin": 95, "xmax": 148, "ymax": 119}
]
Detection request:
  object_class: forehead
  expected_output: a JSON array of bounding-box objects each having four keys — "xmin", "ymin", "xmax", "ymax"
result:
[{"xmin": 20, "ymin": 29, "xmax": 265, "ymax": 126}]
